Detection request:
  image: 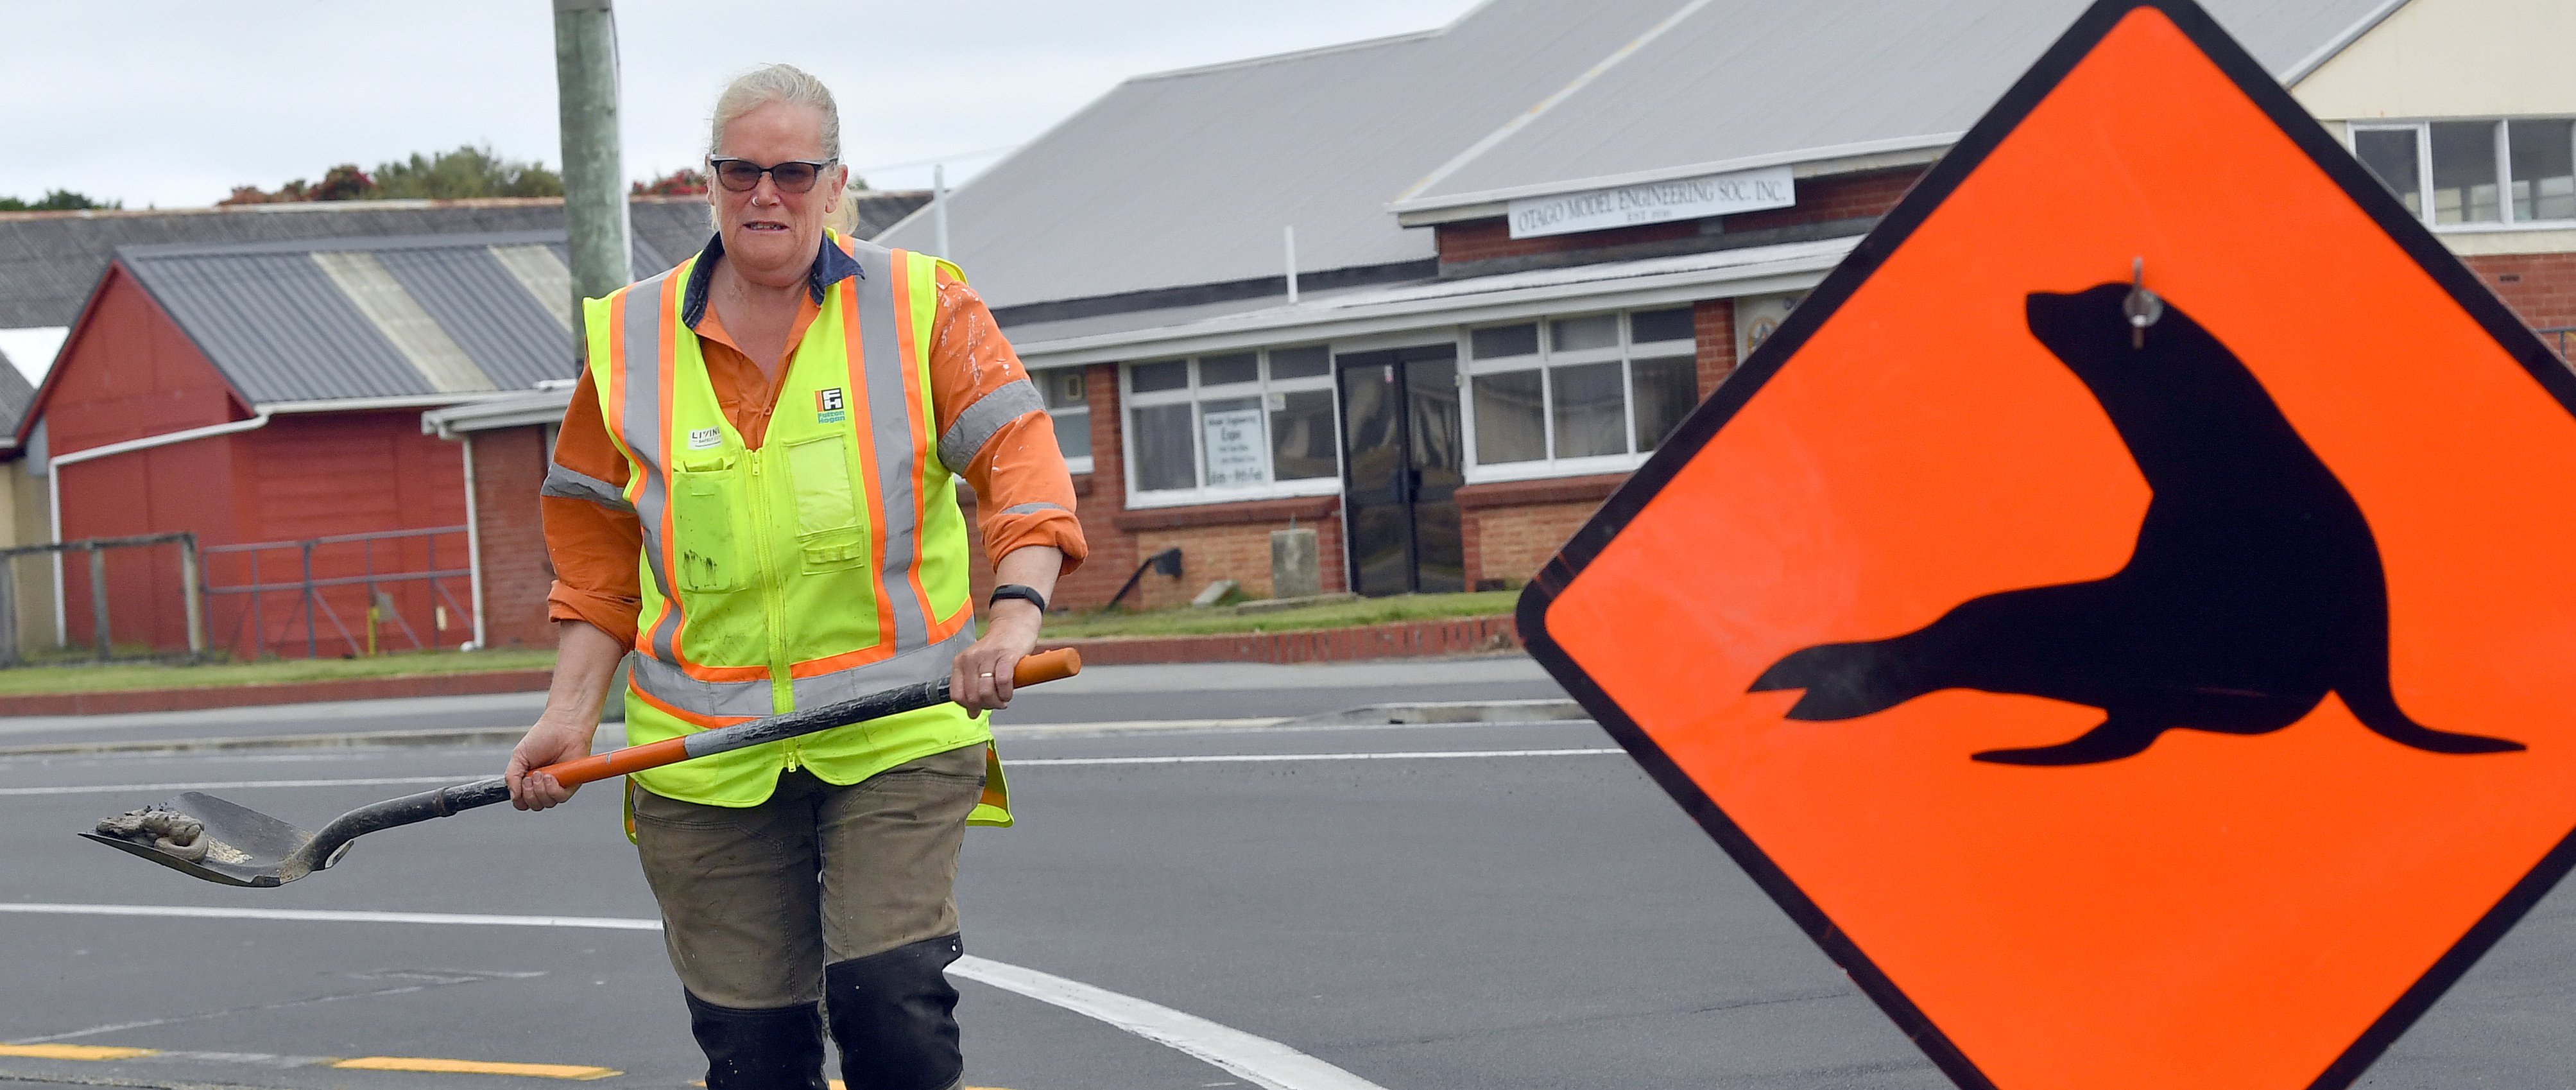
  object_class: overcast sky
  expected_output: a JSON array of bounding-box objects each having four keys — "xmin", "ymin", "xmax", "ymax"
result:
[{"xmin": 2, "ymin": 1, "xmax": 1484, "ymax": 209}]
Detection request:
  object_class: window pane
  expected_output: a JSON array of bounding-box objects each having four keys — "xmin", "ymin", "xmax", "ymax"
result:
[
  {"xmin": 1630, "ymin": 307, "xmax": 1694, "ymax": 345},
  {"xmin": 2510, "ymin": 119, "xmax": 2576, "ymax": 223},
  {"xmin": 1550, "ymin": 361, "xmax": 1626, "ymax": 458},
  {"xmin": 1269, "ymin": 345, "xmax": 1329, "ymax": 380},
  {"xmin": 1052, "ymin": 410, "xmax": 1092, "ymax": 462},
  {"xmin": 2355, "ymin": 129, "xmax": 2422, "ymax": 216},
  {"xmin": 1199, "ymin": 352, "xmax": 1258, "ymax": 386},
  {"xmin": 1630, "ymin": 356, "xmax": 1696, "ymax": 451},
  {"xmin": 2431, "ymin": 121, "xmax": 2502, "ymax": 224},
  {"xmin": 1551, "ymin": 314, "xmax": 1619, "ymax": 352},
  {"xmin": 1038, "ymin": 368, "xmax": 1087, "ymax": 409},
  {"xmin": 1269, "ymin": 389, "xmax": 1336, "ymax": 480},
  {"xmin": 1131, "ymin": 359, "xmax": 1189, "ymax": 393},
  {"xmin": 1198, "ymin": 396, "xmax": 1266, "ymax": 487},
  {"xmin": 1472, "ymin": 370, "xmax": 1545, "ymax": 463},
  {"xmin": 1130, "ymin": 402, "xmax": 1195, "ymax": 490},
  {"xmin": 1472, "ymin": 324, "xmax": 1538, "ymax": 359}
]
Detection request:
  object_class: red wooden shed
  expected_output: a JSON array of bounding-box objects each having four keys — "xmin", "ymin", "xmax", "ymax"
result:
[{"xmin": 24, "ymin": 231, "xmax": 667, "ymax": 659}]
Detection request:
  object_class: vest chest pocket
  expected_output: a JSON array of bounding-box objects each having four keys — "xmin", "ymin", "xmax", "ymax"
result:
[
  {"xmin": 784, "ymin": 433, "xmax": 868, "ymax": 573},
  {"xmin": 669, "ymin": 455, "xmax": 750, "ymax": 593}
]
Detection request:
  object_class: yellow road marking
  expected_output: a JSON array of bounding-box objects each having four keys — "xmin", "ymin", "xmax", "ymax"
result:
[
  {"xmin": 0, "ymin": 1044, "xmax": 159, "ymax": 1061},
  {"xmin": 333, "ymin": 1056, "xmax": 621, "ymax": 1080}
]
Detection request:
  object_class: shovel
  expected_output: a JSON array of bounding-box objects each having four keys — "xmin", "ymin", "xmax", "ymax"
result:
[{"xmin": 82, "ymin": 648, "xmax": 1081, "ymax": 887}]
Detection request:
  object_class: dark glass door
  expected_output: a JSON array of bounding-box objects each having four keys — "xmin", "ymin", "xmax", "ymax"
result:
[{"xmin": 1338, "ymin": 345, "xmax": 1465, "ymax": 596}]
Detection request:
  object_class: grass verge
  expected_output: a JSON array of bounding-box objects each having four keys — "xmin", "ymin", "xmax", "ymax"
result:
[
  {"xmin": 0, "ymin": 648, "xmax": 561, "ymax": 696},
  {"xmin": 1039, "ymin": 590, "xmax": 1518, "ymax": 640}
]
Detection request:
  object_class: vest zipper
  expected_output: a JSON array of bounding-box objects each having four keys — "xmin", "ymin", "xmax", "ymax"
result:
[{"xmin": 749, "ymin": 450, "xmax": 799, "ymax": 770}]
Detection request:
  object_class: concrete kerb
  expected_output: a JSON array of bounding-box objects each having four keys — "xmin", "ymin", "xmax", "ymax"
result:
[{"xmin": 0, "ymin": 700, "xmax": 1595, "ymax": 758}]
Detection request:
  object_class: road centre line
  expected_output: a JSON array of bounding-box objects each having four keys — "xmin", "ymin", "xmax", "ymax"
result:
[
  {"xmin": 0, "ymin": 1043, "xmax": 616, "ymax": 1082},
  {"xmin": 0, "ymin": 748, "xmax": 1624, "ymax": 796},
  {"xmin": 0, "ymin": 904, "xmax": 1391, "ymax": 1090}
]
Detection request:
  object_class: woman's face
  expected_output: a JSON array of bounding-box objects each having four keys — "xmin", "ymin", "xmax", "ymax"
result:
[{"xmin": 710, "ymin": 100, "xmax": 845, "ymax": 288}]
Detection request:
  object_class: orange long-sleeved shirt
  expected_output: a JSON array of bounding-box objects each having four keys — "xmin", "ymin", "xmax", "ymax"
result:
[{"xmin": 544, "ymin": 236, "xmax": 1084, "ymax": 646}]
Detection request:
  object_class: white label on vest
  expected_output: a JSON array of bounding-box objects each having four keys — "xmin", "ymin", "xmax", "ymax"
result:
[{"xmin": 687, "ymin": 428, "xmax": 723, "ymax": 451}]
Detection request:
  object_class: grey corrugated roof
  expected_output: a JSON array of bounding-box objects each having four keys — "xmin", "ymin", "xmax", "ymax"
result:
[
  {"xmin": 0, "ymin": 348, "xmax": 31, "ymax": 438},
  {"xmin": 1396, "ymin": 0, "xmax": 2394, "ymax": 209},
  {"xmin": 116, "ymin": 231, "xmax": 644, "ymax": 405},
  {"xmin": 877, "ymin": 0, "xmax": 1697, "ymax": 310},
  {"xmin": 0, "ymin": 196, "xmax": 744, "ymax": 329},
  {"xmin": 880, "ymin": 0, "xmax": 2387, "ymax": 311}
]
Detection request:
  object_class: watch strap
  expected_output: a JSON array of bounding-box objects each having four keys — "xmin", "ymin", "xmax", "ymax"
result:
[{"xmin": 988, "ymin": 583, "xmax": 1049, "ymax": 613}]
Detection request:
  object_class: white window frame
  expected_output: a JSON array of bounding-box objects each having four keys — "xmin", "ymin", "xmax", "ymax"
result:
[
  {"xmin": 1459, "ymin": 307, "xmax": 1699, "ymax": 485},
  {"xmin": 1121, "ymin": 346, "xmax": 1343, "ymax": 508},
  {"xmin": 2349, "ymin": 118, "xmax": 2576, "ymax": 233},
  {"xmin": 1029, "ymin": 364, "xmax": 1093, "ymax": 475}
]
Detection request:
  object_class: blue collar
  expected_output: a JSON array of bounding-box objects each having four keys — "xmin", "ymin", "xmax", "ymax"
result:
[{"xmin": 678, "ymin": 231, "xmax": 864, "ymax": 329}]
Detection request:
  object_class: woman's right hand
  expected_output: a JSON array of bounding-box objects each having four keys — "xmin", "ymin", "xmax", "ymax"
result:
[{"xmin": 506, "ymin": 717, "xmax": 597, "ymax": 811}]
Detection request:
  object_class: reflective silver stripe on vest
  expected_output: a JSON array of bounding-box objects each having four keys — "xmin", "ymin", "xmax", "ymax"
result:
[
  {"xmin": 540, "ymin": 463, "xmax": 633, "ymax": 513},
  {"xmin": 620, "ymin": 272, "xmax": 682, "ymax": 664},
  {"xmin": 787, "ymin": 625, "xmax": 978, "ymax": 707},
  {"xmin": 628, "ymin": 652, "xmax": 775, "ymax": 720},
  {"xmin": 935, "ymin": 378, "xmax": 1044, "ymax": 473},
  {"xmin": 850, "ymin": 243, "xmax": 931, "ymax": 650}
]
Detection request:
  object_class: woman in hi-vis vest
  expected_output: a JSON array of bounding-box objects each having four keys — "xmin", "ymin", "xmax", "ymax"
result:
[{"xmin": 504, "ymin": 64, "xmax": 1086, "ymax": 1090}]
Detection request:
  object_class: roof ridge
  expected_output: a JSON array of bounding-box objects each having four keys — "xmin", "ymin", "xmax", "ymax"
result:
[
  {"xmin": 1126, "ymin": 26, "xmax": 1443, "ymax": 83},
  {"xmin": 117, "ymin": 229, "xmax": 578, "ymax": 261}
]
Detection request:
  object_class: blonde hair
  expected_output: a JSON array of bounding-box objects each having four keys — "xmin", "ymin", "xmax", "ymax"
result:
[
  {"xmin": 705, "ymin": 64, "xmax": 853, "ymax": 234},
  {"xmin": 708, "ymin": 64, "xmax": 840, "ymax": 160}
]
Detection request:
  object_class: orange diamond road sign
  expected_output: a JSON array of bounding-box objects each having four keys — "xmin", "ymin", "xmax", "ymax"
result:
[{"xmin": 1517, "ymin": 1, "xmax": 2576, "ymax": 1088}]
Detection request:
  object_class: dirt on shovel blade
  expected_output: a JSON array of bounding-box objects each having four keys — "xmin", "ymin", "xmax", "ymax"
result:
[{"xmin": 83, "ymin": 792, "xmax": 320, "ymax": 887}]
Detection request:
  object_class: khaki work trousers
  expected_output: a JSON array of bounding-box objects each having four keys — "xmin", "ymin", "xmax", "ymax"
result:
[{"xmin": 631, "ymin": 743, "xmax": 986, "ymax": 1010}]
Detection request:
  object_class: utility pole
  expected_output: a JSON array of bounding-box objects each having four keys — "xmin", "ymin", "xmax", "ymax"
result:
[{"xmin": 554, "ymin": 0, "xmax": 630, "ymax": 320}]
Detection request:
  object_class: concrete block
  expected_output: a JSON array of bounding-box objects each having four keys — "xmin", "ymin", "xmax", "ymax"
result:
[
  {"xmin": 1270, "ymin": 527, "xmax": 1321, "ymax": 600},
  {"xmin": 1191, "ymin": 579, "xmax": 1240, "ymax": 609}
]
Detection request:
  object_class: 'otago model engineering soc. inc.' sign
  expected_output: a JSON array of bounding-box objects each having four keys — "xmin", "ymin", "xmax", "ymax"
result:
[{"xmin": 1506, "ymin": 165, "xmax": 1796, "ymax": 239}]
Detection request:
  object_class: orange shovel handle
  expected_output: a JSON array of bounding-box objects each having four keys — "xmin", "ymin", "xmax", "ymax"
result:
[{"xmin": 537, "ymin": 647, "xmax": 1083, "ymax": 789}]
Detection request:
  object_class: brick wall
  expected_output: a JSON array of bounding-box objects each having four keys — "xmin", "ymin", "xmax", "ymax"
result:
[
  {"xmin": 1472, "ymin": 501, "xmax": 1602, "ymax": 589},
  {"xmin": 1694, "ymin": 298, "xmax": 1739, "ymax": 395},
  {"xmin": 2462, "ymin": 252, "xmax": 2576, "ymax": 333},
  {"xmin": 469, "ymin": 428, "xmax": 556, "ymax": 649},
  {"xmin": 1432, "ymin": 167, "xmax": 1927, "ymax": 268},
  {"xmin": 1051, "ymin": 364, "xmax": 1135, "ymax": 610}
]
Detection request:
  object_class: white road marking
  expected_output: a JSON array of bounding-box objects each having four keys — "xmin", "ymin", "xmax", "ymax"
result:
[
  {"xmin": 0, "ymin": 749, "xmax": 1625, "ymax": 796},
  {"xmin": 0, "ymin": 903, "xmax": 1391, "ymax": 1090},
  {"xmin": 1013, "ymin": 748, "xmax": 1621, "ymax": 766},
  {"xmin": 0, "ymin": 775, "xmax": 474, "ymax": 797}
]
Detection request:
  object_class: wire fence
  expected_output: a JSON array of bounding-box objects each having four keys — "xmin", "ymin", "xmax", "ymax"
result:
[
  {"xmin": 201, "ymin": 526, "xmax": 474, "ymax": 661},
  {"xmin": 0, "ymin": 532, "xmax": 202, "ymax": 666},
  {"xmin": 2543, "ymin": 327, "xmax": 2574, "ymax": 363}
]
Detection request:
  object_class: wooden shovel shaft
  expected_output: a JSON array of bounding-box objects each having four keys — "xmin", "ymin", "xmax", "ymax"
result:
[{"xmin": 533, "ymin": 648, "xmax": 1082, "ymax": 789}]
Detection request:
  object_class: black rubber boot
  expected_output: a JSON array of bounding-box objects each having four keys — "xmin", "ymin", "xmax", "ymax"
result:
[
  {"xmin": 684, "ymin": 991, "xmax": 830, "ymax": 1090},
  {"xmin": 825, "ymin": 934, "xmax": 965, "ymax": 1090}
]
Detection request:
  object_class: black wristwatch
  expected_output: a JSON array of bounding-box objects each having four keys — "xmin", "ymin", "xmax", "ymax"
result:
[{"xmin": 988, "ymin": 584, "xmax": 1049, "ymax": 613}]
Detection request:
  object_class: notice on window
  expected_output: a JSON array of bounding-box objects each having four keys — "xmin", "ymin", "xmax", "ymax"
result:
[
  {"xmin": 1507, "ymin": 165, "xmax": 1796, "ymax": 239},
  {"xmin": 1201, "ymin": 408, "xmax": 1268, "ymax": 487}
]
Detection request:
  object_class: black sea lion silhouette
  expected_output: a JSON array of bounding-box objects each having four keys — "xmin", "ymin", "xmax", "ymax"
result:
[{"xmin": 1748, "ymin": 282, "xmax": 2523, "ymax": 765}]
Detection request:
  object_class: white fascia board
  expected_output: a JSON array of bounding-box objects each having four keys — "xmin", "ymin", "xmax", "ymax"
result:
[
  {"xmin": 2279, "ymin": 0, "xmax": 2412, "ymax": 87},
  {"xmin": 258, "ymin": 392, "xmax": 524, "ymax": 415},
  {"xmin": 1015, "ymin": 238, "xmax": 1855, "ymax": 368},
  {"xmin": 1386, "ymin": 133, "xmax": 1962, "ymax": 223}
]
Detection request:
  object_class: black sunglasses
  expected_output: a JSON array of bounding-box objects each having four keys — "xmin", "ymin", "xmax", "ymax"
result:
[{"xmin": 707, "ymin": 157, "xmax": 837, "ymax": 195}]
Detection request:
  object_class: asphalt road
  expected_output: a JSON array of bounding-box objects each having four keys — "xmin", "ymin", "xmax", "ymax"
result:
[{"xmin": 1, "ymin": 659, "xmax": 2570, "ymax": 1090}]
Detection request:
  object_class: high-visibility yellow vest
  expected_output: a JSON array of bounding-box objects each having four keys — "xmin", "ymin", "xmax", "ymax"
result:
[{"xmin": 579, "ymin": 231, "xmax": 1011, "ymax": 823}]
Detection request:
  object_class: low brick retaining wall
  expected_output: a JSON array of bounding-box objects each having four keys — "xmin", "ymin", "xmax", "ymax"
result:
[
  {"xmin": 0, "ymin": 668, "xmax": 556, "ymax": 718},
  {"xmin": 1043, "ymin": 614, "xmax": 1521, "ymax": 666},
  {"xmin": 0, "ymin": 614, "xmax": 1525, "ymax": 716}
]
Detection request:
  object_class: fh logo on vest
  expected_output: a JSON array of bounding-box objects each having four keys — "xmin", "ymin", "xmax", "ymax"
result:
[{"xmin": 816, "ymin": 388, "xmax": 846, "ymax": 424}]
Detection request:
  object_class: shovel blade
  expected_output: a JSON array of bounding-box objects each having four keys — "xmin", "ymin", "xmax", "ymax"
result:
[{"xmin": 82, "ymin": 792, "xmax": 318, "ymax": 887}]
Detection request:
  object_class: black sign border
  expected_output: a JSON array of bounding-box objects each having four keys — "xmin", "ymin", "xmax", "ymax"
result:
[{"xmin": 1514, "ymin": 1, "xmax": 2576, "ymax": 1087}]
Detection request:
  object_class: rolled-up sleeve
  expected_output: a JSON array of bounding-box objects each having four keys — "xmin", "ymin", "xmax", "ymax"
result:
[
  {"xmin": 927, "ymin": 266, "xmax": 1087, "ymax": 574},
  {"xmin": 543, "ymin": 368, "xmax": 645, "ymax": 646}
]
